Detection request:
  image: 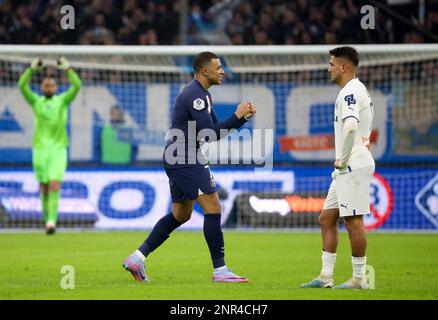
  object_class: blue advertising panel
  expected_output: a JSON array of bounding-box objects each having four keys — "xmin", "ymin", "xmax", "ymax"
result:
[
  {"xmin": 1, "ymin": 83, "xmax": 436, "ymax": 163},
  {"xmin": 0, "ymin": 167, "xmax": 436, "ymax": 231}
]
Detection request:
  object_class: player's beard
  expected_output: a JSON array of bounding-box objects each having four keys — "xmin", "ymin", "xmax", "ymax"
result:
[
  {"xmin": 209, "ymin": 74, "xmax": 222, "ymax": 85},
  {"xmin": 208, "ymin": 79, "xmax": 219, "ymax": 86},
  {"xmin": 329, "ymin": 73, "xmax": 340, "ymax": 85},
  {"xmin": 44, "ymin": 92, "xmax": 54, "ymax": 98}
]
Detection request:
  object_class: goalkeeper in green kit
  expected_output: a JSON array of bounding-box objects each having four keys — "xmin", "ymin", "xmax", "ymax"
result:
[{"xmin": 18, "ymin": 57, "xmax": 81, "ymax": 234}]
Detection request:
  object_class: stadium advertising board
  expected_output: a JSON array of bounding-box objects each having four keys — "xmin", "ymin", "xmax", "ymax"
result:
[
  {"xmin": 2, "ymin": 83, "xmax": 435, "ymax": 163},
  {"xmin": 0, "ymin": 168, "xmax": 436, "ymax": 230},
  {"xmin": 415, "ymin": 174, "xmax": 438, "ymax": 228},
  {"xmin": 233, "ymin": 173, "xmax": 393, "ymax": 230},
  {"xmin": 0, "ymin": 170, "xmax": 294, "ymax": 229}
]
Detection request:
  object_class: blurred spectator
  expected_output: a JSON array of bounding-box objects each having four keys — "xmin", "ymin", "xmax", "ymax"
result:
[
  {"xmin": 0, "ymin": 0, "xmax": 437, "ymax": 45},
  {"xmin": 324, "ymin": 31, "xmax": 337, "ymax": 45},
  {"xmin": 97, "ymin": 105, "xmax": 138, "ymax": 165},
  {"xmin": 426, "ymin": 10, "xmax": 438, "ymax": 35},
  {"xmin": 138, "ymin": 29, "xmax": 158, "ymax": 45},
  {"xmin": 403, "ymin": 31, "xmax": 425, "ymax": 43},
  {"xmin": 226, "ymin": 12, "xmax": 245, "ymax": 38},
  {"xmin": 229, "ymin": 32, "xmax": 244, "ymax": 45},
  {"xmin": 253, "ymin": 28, "xmax": 272, "ymax": 45}
]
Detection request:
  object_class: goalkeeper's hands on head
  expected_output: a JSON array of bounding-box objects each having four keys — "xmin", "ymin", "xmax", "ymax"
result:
[
  {"xmin": 57, "ymin": 57, "xmax": 71, "ymax": 71},
  {"xmin": 30, "ymin": 58, "xmax": 43, "ymax": 71}
]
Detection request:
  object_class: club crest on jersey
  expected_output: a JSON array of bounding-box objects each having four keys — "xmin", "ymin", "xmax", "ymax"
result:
[
  {"xmin": 344, "ymin": 94, "xmax": 356, "ymax": 106},
  {"xmin": 193, "ymin": 98, "xmax": 205, "ymax": 110}
]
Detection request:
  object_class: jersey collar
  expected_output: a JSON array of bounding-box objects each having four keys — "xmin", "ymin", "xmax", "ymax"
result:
[{"xmin": 193, "ymin": 79, "xmax": 209, "ymax": 94}]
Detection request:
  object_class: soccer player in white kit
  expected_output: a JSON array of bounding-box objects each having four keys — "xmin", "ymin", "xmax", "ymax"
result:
[{"xmin": 301, "ymin": 46, "xmax": 375, "ymax": 289}]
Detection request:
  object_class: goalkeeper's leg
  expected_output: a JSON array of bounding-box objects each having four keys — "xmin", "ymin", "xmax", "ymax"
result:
[
  {"xmin": 39, "ymin": 183, "xmax": 49, "ymax": 224},
  {"xmin": 45, "ymin": 148, "xmax": 67, "ymax": 234},
  {"xmin": 46, "ymin": 181, "xmax": 61, "ymax": 234},
  {"xmin": 33, "ymin": 148, "xmax": 52, "ymax": 228}
]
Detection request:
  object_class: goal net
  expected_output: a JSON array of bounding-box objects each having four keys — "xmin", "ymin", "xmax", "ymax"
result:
[{"xmin": 0, "ymin": 45, "xmax": 437, "ymax": 231}]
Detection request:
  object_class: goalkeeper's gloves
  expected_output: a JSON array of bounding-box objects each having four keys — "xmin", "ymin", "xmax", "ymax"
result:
[
  {"xmin": 30, "ymin": 58, "xmax": 43, "ymax": 71},
  {"xmin": 57, "ymin": 57, "xmax": 71, "ymax": 71}
]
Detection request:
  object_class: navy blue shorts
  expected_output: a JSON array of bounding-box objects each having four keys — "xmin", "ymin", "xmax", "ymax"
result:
[{"xmin": 165, "ymin": 165, "xmax": 218, "ymax": 202}]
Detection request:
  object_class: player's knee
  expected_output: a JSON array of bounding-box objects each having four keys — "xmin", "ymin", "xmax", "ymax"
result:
[
  {"xmin": 212, "ymin": 201, "xmax": 221, "ymax": 213},
  {"xmin": 39, "ymin": 183, "xmax": 49, "ymax": 195},
  {"xmin": 319, "ymin": 212, "xmax": 336, "ymax": 228},
  {"xmin": 204, "ymin": 201, "xmax": 221, "ymax": 214},
  {"xmin": 174, "ymin": 211, "xmax": 192, "ymax": 224},
  {"xmin": 318, "ymin": 214, "xmax": 328, "ymax": 228},
  {"xmin": 48, "ymin": 181, "xmax": 61, "ymax": 192},
  {"xmin": 344, "ymin": 216, "xmax": 363, "ymax": 232}
]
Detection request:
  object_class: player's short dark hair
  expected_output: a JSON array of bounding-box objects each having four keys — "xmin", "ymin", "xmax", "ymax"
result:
[
  {"xmin": 193, "ymin": 51, "xmax": 218, "ymax": 73},
  {"xmin": 329, "ymin": 46, "xmax": 359, "ymax": 67}
]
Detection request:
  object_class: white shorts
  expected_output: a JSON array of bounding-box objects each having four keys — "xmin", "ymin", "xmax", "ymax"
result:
[{"xmin": 323, "ymin": 165, "xmax": 375, "ymax": 217}]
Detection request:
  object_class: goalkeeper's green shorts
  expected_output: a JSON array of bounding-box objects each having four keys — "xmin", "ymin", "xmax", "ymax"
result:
[{"xmin": 32, "ymin": 147, "xmax": 68, "ymax": 183}]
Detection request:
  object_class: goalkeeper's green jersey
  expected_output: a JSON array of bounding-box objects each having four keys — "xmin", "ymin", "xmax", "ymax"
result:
[{"xmin": 18, "ymin": 68, "xmax": 82, "ymax": 149}]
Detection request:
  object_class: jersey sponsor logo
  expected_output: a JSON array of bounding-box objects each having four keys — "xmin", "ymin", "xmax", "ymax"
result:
[
  {"xmin": 415, "ymin": 174, "xmax": 438, "ymax": 228},
  {"xmin": 344, "ymin": 94, "xmax": 356, "ymax": 106},
  {"xmin": 193, "ymin": 98, "xmax": 205, "ymax": 111}
]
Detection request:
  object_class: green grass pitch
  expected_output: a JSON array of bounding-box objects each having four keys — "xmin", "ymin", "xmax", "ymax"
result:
[{"xmin": 1, "ymin": 231, "xmax": 437, "ymax": 300}]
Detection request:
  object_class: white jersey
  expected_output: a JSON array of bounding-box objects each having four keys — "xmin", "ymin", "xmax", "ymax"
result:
[{"xmin": 334, "ymin": 78, "xmax": 375, "ymax": 172}]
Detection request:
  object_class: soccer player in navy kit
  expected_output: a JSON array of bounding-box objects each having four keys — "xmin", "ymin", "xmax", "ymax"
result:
[{"xmin": 123, "ymin": 51, "xmax": 256, "ymax": 283}]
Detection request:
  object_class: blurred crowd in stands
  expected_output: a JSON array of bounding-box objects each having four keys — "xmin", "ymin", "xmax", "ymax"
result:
[{"xmin": 0, "ymin": 0, "xmax": 437, "ymax": 45}]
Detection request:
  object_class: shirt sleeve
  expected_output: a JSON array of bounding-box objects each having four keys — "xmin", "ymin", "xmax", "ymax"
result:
[
  {"xmin": 188, "ymin": 95, "xmax": 246, "ymax": 141},
  {"xmin": 17, "ymin": 68, "xmax": 39, "ymax": 106},
  {"xmin": 339, "ymin": 116, "xmax": 358, "ymax": 167},
  {"xmin": 340, "ymin": 90, "xmax": 360, "ymax": 122},
  {"xmin": 61, "ymin": 69, "xmax": 82, "ymax": 106}
]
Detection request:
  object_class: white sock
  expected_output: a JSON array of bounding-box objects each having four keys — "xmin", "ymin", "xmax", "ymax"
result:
[
  {"xmin": 352, "ymin": 256, "xmax": 366, "ymax": 279},
  {"xmin": 214, "ymin": 265, "xmax": 228, "ymax": 274},
  {"xmin": 321, "ymin": 250, "xmax": 337, "ymax": 278},
  {"xmin": 134, "ymin": 250, "xmax": 146, "ymax": 262}
]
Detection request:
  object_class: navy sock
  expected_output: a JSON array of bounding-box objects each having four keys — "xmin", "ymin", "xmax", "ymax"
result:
[
  {"xmin": 138, "ymin": 213, "xmax": 181, "ymax": 257},
  {"xmin": 203, "ymin": 213, "xmax": 225, "ymax": 269}
]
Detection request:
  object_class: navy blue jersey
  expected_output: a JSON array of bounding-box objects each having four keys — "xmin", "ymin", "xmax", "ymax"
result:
[{"xmin": 163, "ymin": 79, "xmax": 247, "ymax": 168}]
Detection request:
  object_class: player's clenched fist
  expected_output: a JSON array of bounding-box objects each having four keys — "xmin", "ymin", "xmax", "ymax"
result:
[
  {"xmin": 245, "ymin": 102, "xmax": 257, "ymax": 120},
  {"xmin": 235, "ymin": 101, "xmax": 255, "ymax": 120}
]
